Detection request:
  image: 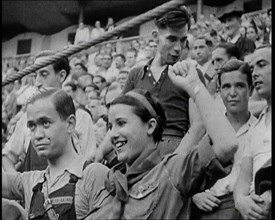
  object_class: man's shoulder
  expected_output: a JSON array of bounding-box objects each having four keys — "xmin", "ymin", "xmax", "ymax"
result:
[{"xmin": 129, "ymin": 63, "xmax": 146, "ymax": 76}]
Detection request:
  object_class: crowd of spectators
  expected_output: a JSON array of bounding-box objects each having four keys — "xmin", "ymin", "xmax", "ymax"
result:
[{"xmin": 2, "ymin": 2, "xmax": 272, "ymax": 219}]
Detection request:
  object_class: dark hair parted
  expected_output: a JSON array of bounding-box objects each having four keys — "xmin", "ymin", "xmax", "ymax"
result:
[
  {"xmin": 214, "ymin": 42, "xmax": 240, "ymax": 60},
  {"xmin": 110, "ymin": 89, "xmax": 167, "ymax": 142},
  {"xmin": 35, "ymin": 50, "xmax": 70, "ymax": 80},
  {"xmin": 195, "ymin": 35, "xmax": 213, "ymax": 47},
  {"xmin": 64, "ymin": 81, "xmax": 77, "ymax": 92},
  {"xmin": 155, "ymin": 7, "xmax": 191, "ymax": 30},
  {"xmin": 218, "ymin": 59, "xmax": 252, "ymax": 87},
  {"xmin": 27, "ymin": 88, "xmax": 75, "ymax": 121},
  {"xmin": 114, "ymin": 53, "xmax": 126, "ymax": 62}
]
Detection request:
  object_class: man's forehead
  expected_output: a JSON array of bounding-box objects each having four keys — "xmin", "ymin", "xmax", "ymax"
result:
[
  {"xmin": 27, "ymin": 99, "xmax": 55, "ymax": 117},
  {"xmin": 251, "ymin": 48, "xmax": 271, "ymax": 63},
  {"xmin": 213, "ymin": 48, "xmax": 227, "ymax": 57},
  {"xmin": 160, "ymin": 25, "xmax": 188, "ymax": 36},
  {"xmin": 34, "ymin": 57, "xmax": 54, "ymax": 70},
  {"xmin": 194, "ymin": 39, "xmax": 207, "ymax": 46}
]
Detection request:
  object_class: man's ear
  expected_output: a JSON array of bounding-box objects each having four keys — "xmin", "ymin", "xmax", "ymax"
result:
[
  {"xmin": 59, "ymin": 69, "xmax": 67, "ymax": 84},
  {"xmin": 66, "ymin": 114, "xmax": 76, "ymax": 133},
  {"xmin": 147, "ymin": 118, "xmax": 157, "ymax": 136},
  {"xmin": 152, "ymin": 30, "xmax": 159, "ymax": 42}
]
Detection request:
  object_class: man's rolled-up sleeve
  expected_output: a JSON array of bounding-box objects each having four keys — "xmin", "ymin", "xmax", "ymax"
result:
[{"xmin": 198, "ymin": 135, "xmax": 232, "ymax": 181}]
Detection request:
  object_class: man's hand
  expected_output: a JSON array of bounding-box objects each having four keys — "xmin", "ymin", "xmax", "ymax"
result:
[
  {"xmin": 258, "ymin": 190, "xmax": 272, "ymax": 217},
  {"xmin": 235, "ymin": 194, "xmax": 268, "ymax": 219},
  {"xmin": 168, "ymin": 60, "xmax": 201, "ymax": 96},
  {"xmin": 192, "ymin": 190, "xmax": 221, "ymax": 212}
]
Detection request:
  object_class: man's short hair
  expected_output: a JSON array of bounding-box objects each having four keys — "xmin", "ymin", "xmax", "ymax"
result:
[
  {"xmin": 27, "ymin": 88, "xmax": 75, "ymax": 121},
  {"xmin": 75, "ymin": 62, "xmax": 88, "ymax": 72},
  {"xmin": 94, "ymin": 75, "xmax": 107, "ymax": 83},
  {"xmin": 35, "ymin": 50, "xmax": 70, "ymax": 80},
  {"xmin": 155, "ymin": 7, "xmax": 191, "ymax": 30},
  {"xmin": 194, "ymin": 35, "xmax": 213, "ymax": 48},
  {"xmin": 119, "ymin": 70, "xmax": 130, "ymax": 75},
  {"xmin": 214, "ymin": 42, "xmax": 240, "ymax": 60},
  {"xmin": 126, "ymin": 48, "xmax": 137, "ymax": 57},
  {"xmin": 63, "ymin": 81, "xmax": 77, "ymax": 92},
  {"xmin": 218, "ymin": 59, "xmax": 252, "ymax": 87},
  {"xmin": 114, "ymin": 53, "xmax": 126, "ymax": 62}
]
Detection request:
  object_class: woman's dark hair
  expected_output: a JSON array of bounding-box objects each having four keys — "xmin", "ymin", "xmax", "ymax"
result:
[
  {"xmin": 218, "ymin": 59, "xmax": 252, "ymax": 87},
  {"xmin": 110, "ymin": 89, "xmax": 166, "ymax": 142}
]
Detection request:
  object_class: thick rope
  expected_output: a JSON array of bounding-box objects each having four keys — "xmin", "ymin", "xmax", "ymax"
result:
[{"xmin": 2, "ymin": 0, "xmax": 187, "ymax": 86}]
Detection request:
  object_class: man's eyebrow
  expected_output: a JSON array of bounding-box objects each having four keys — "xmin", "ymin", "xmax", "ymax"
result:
[{"xmin": 255, "ymin": 59, "xmax": 267, "ymax": 65}]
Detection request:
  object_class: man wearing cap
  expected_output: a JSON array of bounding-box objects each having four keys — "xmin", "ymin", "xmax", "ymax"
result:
[{"xmin": 217, "ymin": 0, "xmax": 256, "ymax": 60}]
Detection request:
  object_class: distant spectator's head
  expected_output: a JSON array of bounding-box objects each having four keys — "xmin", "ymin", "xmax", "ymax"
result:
[
  {"xmin": 125, "ymin": 48, "xmax": 137, "ymax": 69},
  {"xmin": 101, "ymin": 53, "xmax": 113, "ymax": 70},
  {"xmin": 34, "ymin": 50, "xmax": 70, "ymax": 89},
  {"xmin": 247, "ymin": 20, "xmax": 259, "ymax": 43},
  {"xmin": 93, "ymin": 75, "xmax": 107, "ymax": 91},
  {"xmin": 84, "ymin": 83, "xmax": 99, "ymax": 94},
  {"xmin": 77, "ymin": 73, "xmax": 94, "ymax": 89},
  {"xmin": 217, "ymin": 1, "xmax": 243, "ymax": 39},
  {"xmin": 94, "ymin": 53, "xmax": 103, "ymax": 67},
  {"xmin": 131, "ymin": 40, "xmax": 140, "ymax": 52},
  {"xmin": 118, "ymin": 70, "xmax": 129, "ymax": 90},
  {"xmin": 212, "ymin": 42, "xmax": 240, "ymax": 73},
  {"xmin": 114, "ymin": 54, "xmax": 126, "ymax": 69},
  {"xmin": 74, "ymin": 62, "xmax": 88, "ymax": 73},
  {"xmin": 63, "ymin": 81, "xmax": 77, "ymax": 99},
  {"xmin": 193, "ymin": 35, "xmax": 213, "ymax": 66},
  {"xmin": 154, "ymin": 6, "xmax": 191, "ymax": 65}
]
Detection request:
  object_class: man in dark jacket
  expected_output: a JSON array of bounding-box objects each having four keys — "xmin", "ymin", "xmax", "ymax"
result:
[{"xmin": 217, "ymin": 0, "xmax": 256, "ymax": 60}]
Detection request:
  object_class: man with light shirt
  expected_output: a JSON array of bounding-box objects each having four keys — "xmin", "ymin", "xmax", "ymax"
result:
[{"xmin": 191, "ymin": 59, "xmax": 257, "ymax": 220}]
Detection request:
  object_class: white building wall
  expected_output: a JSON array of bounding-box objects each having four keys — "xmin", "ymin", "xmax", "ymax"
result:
[
  {"xmin": 2, "ymin": 1, "xmax": 271, "ymax": 59},
  {"xmin": 2, "ymin": 32, "xmax": 44, "ymax": 58}
]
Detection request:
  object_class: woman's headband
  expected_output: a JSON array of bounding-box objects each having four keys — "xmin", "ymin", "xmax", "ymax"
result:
[{"xmin": 126, "ymin": 91, "xmax": 157, "ymax": 118}]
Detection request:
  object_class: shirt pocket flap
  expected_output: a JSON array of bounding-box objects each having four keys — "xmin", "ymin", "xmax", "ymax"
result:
[
  {"xmin": 125, "ymin": 182, "xmax": 160, "ymax": 219},
  {"xmin": 129, "ymin": 182, "xmax": 159, "ymax": 199}
]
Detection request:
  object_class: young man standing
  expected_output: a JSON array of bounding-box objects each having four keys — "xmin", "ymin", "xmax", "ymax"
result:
[
  {"xmin": 2, "ymin": 89, "xmax": 110, "ymax": 219},
  {"xmin": 123, "ymin": 7, "xmax": 204, "ymax": 157},
  {"xmin": 234, "ymin": 45, "xmax": 272, "ymax": 220},
  {"xmin": 191, "ymin": 59, "xmax": 257, "ymax": 219}
]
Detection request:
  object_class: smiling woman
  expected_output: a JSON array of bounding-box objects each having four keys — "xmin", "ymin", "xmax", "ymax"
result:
[{"xmin": 86, "ymin": 58, "xmax": 239, "ymax": 218}]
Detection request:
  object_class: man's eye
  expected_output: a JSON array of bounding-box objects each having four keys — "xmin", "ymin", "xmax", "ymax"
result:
[
  {"xmin": 42, "ymin": 121, "xmax": 50, "ymax": 128},
  {"xmin": 222, "ymin": 85, "xmax": 230, "ymax": 89},
  {"xmin": 27, "ymin": 123, "xmax": 36, "ymax": 131},
  {"xmin": 258, "ymin": 62, "xmax": 266, "ymax": 68},
  {"xmin": 167, "ymin": 36, "xmax": 177, "ymax": 42},
  {"xmin": 117, "ymin": 121, "xmax": 126, "ymax": 126}
]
